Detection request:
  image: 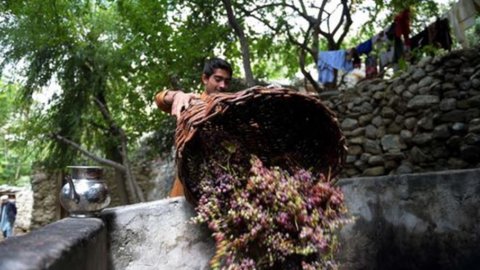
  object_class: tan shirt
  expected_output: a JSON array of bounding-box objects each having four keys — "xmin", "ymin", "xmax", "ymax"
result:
[
  {"xmin": 155, "ymin": 90, "xmax": 208, "ymax": 113},
  {"xmin": 155, "ymin": 90, "xmax": 208, "ymax": 197}
]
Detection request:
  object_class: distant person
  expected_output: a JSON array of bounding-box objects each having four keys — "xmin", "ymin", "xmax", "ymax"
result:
[{"xmin": 0, "ymin": 195, "xmax": 17, "ymax": 238}]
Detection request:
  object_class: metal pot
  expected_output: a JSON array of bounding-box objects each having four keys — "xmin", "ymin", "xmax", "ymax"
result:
[{"xmin": 59, "ymin": 166, "xmax": 111, "ymax": 217}]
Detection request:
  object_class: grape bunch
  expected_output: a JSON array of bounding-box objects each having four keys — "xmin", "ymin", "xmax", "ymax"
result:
[{"xmin": 192, "ymin": 136, "xmax": 351, "ymax": 270}]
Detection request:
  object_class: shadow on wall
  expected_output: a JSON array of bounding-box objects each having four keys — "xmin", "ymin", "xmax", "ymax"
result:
[
  {"xmin": 337, "ymin": 169, "xmax": 480, "ymax": 270},
  {"xmin": 339, "ymin": 207, "xmax": 480, "ymax": 270}
]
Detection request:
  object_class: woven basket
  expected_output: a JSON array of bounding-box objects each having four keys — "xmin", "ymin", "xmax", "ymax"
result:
[{"xmin": 175, "ymin": 86, "xmax": 347, "ymax": 204}]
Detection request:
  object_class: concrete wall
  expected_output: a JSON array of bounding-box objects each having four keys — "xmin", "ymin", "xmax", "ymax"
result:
[
  {"xmin": 337, "ymin": 168, "xmax": 480, "ymax": 270},
  {"xmin": 2, "ymin": 168, "xmax": 479, "ymax": 270},
  {"xmin": 0, "ymin": 218, "xmax": 107, "ymax": 270},
  {"xmin": 101, "ymin": 168, "xmax": 480, "ymax": 270}
]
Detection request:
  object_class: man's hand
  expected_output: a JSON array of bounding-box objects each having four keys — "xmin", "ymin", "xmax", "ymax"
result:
[{"xmin": 171, "ymin": 92, "xmax": 200, "ymax": 119}]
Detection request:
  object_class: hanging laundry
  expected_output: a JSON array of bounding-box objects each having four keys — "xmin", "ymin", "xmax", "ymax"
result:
[
  {"xmin": 372, "ymin": 30, "xmax": 388, "ymax": 44},
  {"xmin": 374, "ymin": 23, "xmax": 398, "ymax": 69},
  {"xmin": 411, "ymin": 18, "xmax": 452, "ymax": 51},
  {"xmin": 365, "ymin": 56, "xmax": 378, "ymax": 79},
  {"xmin": 351, "ymin": 48, "xmax": 361, "ymax": 68},
  {"xmin": 394, "ymin": 8, "xmax": 411, "ymax": 47},
  {"xmin": 355, "ymin": 30, "xmax": 386, "ymax": 79},
  {"xmin": 356, "ymin": 39, "xmax": 373, "ymax": 55},
  {"xmin": 372, "ymin": 8, "xmax": 410, "ymax": 67},
  {"xmin": 385, "ymin": 22, "xmax": 396, "ymax": 41},
  {"xmin": 428, "ymin": 18, "xmax": 452, "ymax": 50},
  {"xmin": 393, "ymin": 35, "xmax": 406, "ymax": 63},
  {"xmin": 379, "ymin": 48, "xmax": 394, "ymax": 72},
  {"xmin": 446, "ymin": 0, "xmax": 480, "ymax": 48},
  {"xmin": 317, "ymin": 50, "xmax": 354, "ymax": 84},
  {"xmin": 366, "ymin": 26, "xmax": 394, "ymax": 77},
  {"xmin": 410, "ymin": 29, "xmax": 428, "ymax": 50}
]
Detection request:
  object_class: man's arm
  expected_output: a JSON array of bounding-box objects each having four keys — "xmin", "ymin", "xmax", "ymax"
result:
[
  {"xmin": 155, "ymin": 90, "xmax": 200, "ymax": 119},
  {"xmin": 155, "ymin": 90, "xmax": 176, "ymax": 113}
]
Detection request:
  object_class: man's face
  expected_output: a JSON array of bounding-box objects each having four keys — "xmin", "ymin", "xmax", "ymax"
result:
[{"xmin": 202, "ymin": 68, "xmax": 231, "ymax": 94}]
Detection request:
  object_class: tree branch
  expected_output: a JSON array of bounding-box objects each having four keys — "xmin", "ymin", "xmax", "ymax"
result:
[
  {"xmin": 285, "ymin": 25, "xmax": 322, "ymax": 93},
  {"xmin": 93, "ymin": 97, "xmax": 145, "ymax": 202},
  {"xmin": 51, "ymin": 133, "xmax": 126, "ymax": 172},
  {"xmin": 222, "ymin": 0, "xmax": 255, "ymax": 87}
]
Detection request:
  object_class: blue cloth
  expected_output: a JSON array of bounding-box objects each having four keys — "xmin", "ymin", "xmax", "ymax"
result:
[
  {"xmin": 1, "ymin": 202, "xmax": 16, "ymax": 237},
  {"xmin": 317, "ymin": 50, "xmax": 353, "ymax": 84},
  {"xmin": 356, "ymin": 39, "xmax": 373, "ymax": 55}
]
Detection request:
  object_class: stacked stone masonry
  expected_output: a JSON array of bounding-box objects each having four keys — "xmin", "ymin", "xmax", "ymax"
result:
[
  {"xmin": 30, "ymin": 171, "xmax": 61, "ymax": 229},
  {"xmin": 324, "ymin": 47, "xmax": 480, "ymax": 177}
]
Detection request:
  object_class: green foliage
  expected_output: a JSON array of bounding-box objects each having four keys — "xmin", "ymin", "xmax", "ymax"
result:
[
  {"xmin": 0, "ymin": 0, "xmax": 233, "ymax": 171},
  {"xmin": 466, "ymin": 17, "xmax": 480, "ymax": 46},
  {"xmin": 249, "ymin": 36, "xmax": 298, "ymax": 80},
  {"xmin": 0, "ymin": 81, "xmax": 32, "ymax": 186},
  {"xmin": 0, "ymin": 0, "xmax": 450, "ymax": 180}
]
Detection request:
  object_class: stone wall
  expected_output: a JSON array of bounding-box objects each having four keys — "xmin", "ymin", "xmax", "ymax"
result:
[
  {"xmin": 324, "ymin": 47, "xmax": 480, "ymax": 177},
  {"xmin": 132, "ymin": 154, "xmax": 175, "ymax": 202},
  {"xmin": 101, "ymin": 168, "xmax": 124, "ymax": 207},
  {"xmin": 30, "ymin": 171, "xmax": 62, "ymax": 230}
]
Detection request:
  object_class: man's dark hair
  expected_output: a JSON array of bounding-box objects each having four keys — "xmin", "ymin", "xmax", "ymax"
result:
[{"xmin": 203, "ymin": 57, "xmax": 233, "ymax": 78}]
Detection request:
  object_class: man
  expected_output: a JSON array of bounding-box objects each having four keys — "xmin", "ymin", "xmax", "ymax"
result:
[
  {"xmin": 0, "ymin": 195, "xmax": 17, "ymax": 238},
  {"xmin": 155, "ymin": 57, "xmax": 233, "ymax": 196}
]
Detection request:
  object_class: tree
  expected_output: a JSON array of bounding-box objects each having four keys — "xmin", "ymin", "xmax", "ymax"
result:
[
  {"xmin": 1, "ymin": 0, "xmax": 143, "ymax": 202},
  {"xmin": 0, "ymin": 0, "xmax": 446, "ymax": 202},
  {"xmin": 0, "ymin": 0, "xmax": 229, "ymax": 203},
  {"xmin": 221, "ymin": 0, "xmax": 255, "ymax": 87},
  {"xmin": 0, "ymin": 81, "xmax": 32, "ymax": 186},
  {"xmin": 235, "ymin": 0, "xmax": 443, "ymax": 91},
  {"xmin": 231, "ymin": 0, "xmax": 355, "ymax": 91}
]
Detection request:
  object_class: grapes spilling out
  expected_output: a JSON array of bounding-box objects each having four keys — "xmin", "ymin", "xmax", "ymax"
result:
[{"xmin": 191, "ymin": 134, "xmax": 352, "ymax": 270}]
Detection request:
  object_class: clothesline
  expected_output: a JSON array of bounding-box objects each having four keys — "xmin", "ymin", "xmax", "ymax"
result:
[
  {"xmin": 317, "ymin": 0, "xmax": 480, "ymax": 85},
  {"xmin": 317, "ymin": 7, "xmax": 413, "ymax": 84}
]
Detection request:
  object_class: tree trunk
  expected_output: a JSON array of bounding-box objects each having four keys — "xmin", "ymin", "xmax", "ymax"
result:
[
  {"xmin": 93, "ymin": 96, "xmax": 145, "ymax": 202},
  {"xmin": 299, "ymin": 48, "xmax": 322, "ymax": 93},
  {"xmin": 106, "ymin": 146, "xmax": 129, "ymax": 205},
  {"xmin": 222, "ymin": 0, "xmax": 255, "ymax": 87},
  {"xmin": 114, "ymin": 169, "xmax": 129, "ymax": 204},
  {"xmin": 118, "ymin": 127, "xmax": 145, "ymax": 202}
]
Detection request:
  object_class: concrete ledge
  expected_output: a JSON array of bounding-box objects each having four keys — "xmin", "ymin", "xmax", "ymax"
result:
[
  {"xmin": 0, "ymin": 218, "xmax": 107, "ymax": 270},
  {"xmin": 2, "ymin": 168, "xmax": 479, "ymax": 270},
  {"xmin": 101, "ymin": 198, "xmax": 214, "ymax": 270}
]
